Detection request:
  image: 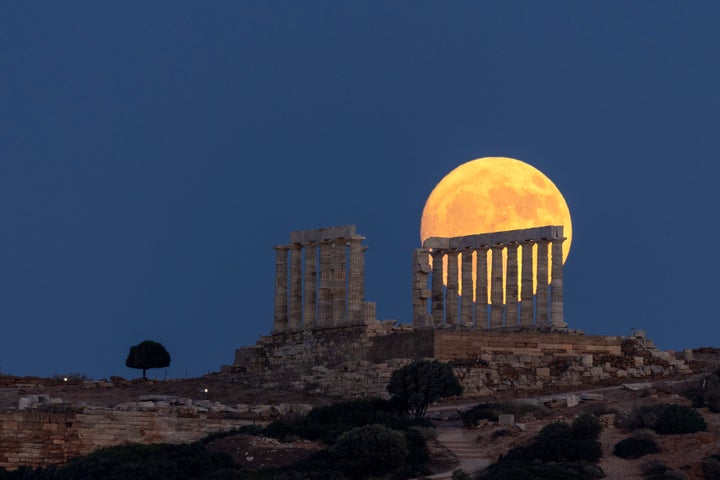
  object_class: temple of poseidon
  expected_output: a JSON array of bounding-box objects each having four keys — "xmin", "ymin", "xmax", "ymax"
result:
[{"xmin": 224, "ymin": 225, "xmax": 691, "ymax": 398}]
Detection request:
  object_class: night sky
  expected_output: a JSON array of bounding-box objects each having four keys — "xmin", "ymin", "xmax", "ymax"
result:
[{"xmin": 2, "ymin": 2, "xmax": 719, "ymax": 380}]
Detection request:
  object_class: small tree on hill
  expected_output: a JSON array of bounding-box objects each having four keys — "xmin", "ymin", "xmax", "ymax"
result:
[
  {"xmin": 387, "ymin": 359, "xmax": 463, "ymax": 418},
  {"xmin": 125, "ymin": 340, "xmax": 171, "ymax": 379}
]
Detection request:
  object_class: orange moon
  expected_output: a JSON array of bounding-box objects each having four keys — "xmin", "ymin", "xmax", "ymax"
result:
[{"xmin": 420, "ymin": 157, "xmax": 572, "ymax": 300}]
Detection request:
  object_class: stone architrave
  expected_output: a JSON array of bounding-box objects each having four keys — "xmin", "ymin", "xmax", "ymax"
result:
[
  {"xmin": 490, "ymin": 245, "xmax": 505, "ymax": 328},
  {"xmin": 332, "ymin": 240, "xmax": 347, "ymax": 325},
  {"xmin": 303, "ymin": 242, "xmax": 317, "ymax": 328},
  {"xmin": 446, "ymin": 250, "xmax": 459, "ymax": 327},
  {"xmin": 288, "ymin": 244, "xmax": 303, "ymax": 330},
  {"xmin": 431, "ymin": 250, "xmax": 445, "ymax": 327},
  {"xmin": 520, "ymin": 240, "xmax": 534, "ymax": 326},
  {"xmin": 536, "ymin": 240, "xmax": 550, "ymax": 326},
  {"xmin": 318, "ymin": 240, "xmax": 332, "ymax": 327},
  {"xmin": 348, "ymin": 237, "xmax": 366, "ymax": 324},
  {"xmin": 272, "ymin": 246, "xmax": 289, "ymax": 332},
  {"xmin": 475, "ymin": 247, "xmax": 489, "ymax": 328},
  {"xmin": 550, "ymin": 238, "xmax": 567, "ymax": 328},
  {"xmin": 506, "ymin": 242, "xmax": 519, "ymax": 327},
  {"xmin": 460, "ymin": 249, "xmax": 473, "ymax": 327}
]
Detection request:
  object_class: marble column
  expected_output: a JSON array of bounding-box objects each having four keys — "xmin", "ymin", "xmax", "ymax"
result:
[
  {"xmin": 412, "ymin": 249, "xmax": 432, "ymax": 327},
  {"xmin": 460, "ymin": 249, "xmax": 474, "ymax": 327},
  {"xmin": 490, "ymin": 245, "xmax": 504, "ymax": 328},
  {"xmin": 431, "ymin": 250, "xmax": 445, "ymax": 327},
  {"xmin": 475, "ymin": 247, "xmax": 489, "ymax": 328},
  {"xmin": 536, "ymin": 240, "xmax": 550, "ymax": 326},
  {"xmin": 550, "ymin": 238, "xmax": 567, "ymax": 328},
  {"xmin": 273, "ymin": 246, "xmax": 289, "ymax": 332},
  {"xmin": 332, "ymin": 240, "xmax": 347, "ymax": 325},
  {"xmin": 520, "ymin": 241, "xmax": 535, "ymax": 326},
  {"xmin": 506, "ymin": 242, "xmax": 519, "ymax": 327},
  {"xmin": 318, "ymin": 240, "xmax": 332, "ymax": 327},
  {"xmin": 303, "ymin": 242, "xmax": 317, "ymax": 328},
  {"xmin": 446, "ymin": 250, "xmax": 459, "ymax": 327},
  {"xmin": 288, "ymin": 244, "xmax": 303, "ymax": 330},
  {"xmin": 348, "ymin": 237, "xmax": 365, "ymax": 324}
]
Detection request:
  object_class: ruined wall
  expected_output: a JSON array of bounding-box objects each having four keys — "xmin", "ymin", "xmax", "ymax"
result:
[
  {"xmin": 432, "ymin": 330, "xmax": 622, "ymax": 360},
  {"xmin": 226, "ymin": 326, "xmax": 692, "ymax": 399},
  {"xmin": 0, "ymin": 407, "xmax": 255, "ymax": 470}
]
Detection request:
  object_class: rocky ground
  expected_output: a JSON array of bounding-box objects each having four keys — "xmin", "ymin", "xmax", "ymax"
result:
[{"xmin": 1, "ymin": 348, "xmax": 719, "ymax": 478}]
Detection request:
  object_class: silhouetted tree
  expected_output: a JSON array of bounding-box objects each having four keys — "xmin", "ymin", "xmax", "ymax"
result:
[
  {"xmin": 125, "ymin": 340, "xmax": 171, "ymax": 379},
  {"xmin": 387, "ymin": 359, "xmax": 463, "ymax": 418}
]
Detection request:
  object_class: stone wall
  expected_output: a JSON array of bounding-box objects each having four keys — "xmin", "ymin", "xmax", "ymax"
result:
[
  {"xmin": 432, "ymin": 329, "xmax": 623, "ymax": 360},
  {"xmin": 226, "ymin": 326, "xmax": 693, "ymax": 399},
  {"xmin": 0, "ymin": 406, "xmax": 256, "ymax": 470}
]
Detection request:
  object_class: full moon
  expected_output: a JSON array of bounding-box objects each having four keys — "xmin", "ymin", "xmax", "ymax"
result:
[{"xmin": 420, "ymin": 157, "xmax": 572, "ymax": 300}]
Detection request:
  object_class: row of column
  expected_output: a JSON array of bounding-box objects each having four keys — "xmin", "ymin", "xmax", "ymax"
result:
[
  {"xmin": 274, "ymin": 236, "xmax": 372, "ymax": 332},
  {"xmin": 413, "ymin": 238, "xmax": 566, "ymax": 329}
]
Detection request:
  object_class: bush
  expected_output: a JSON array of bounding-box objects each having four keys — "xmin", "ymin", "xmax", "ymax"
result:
[
  {"xmin": 462, "ymin": 401, "xmax": 549, "ymax": 427},
  {"xmin": 480, "ymin": 460, "xmax": 605, "ymax": 479},
  {"xmin": 641, "ymin": 459, "xmax": 687, "ymax": 480},
  {"xmin": 654, "ymin": 404, "xmax": 707, "ymax": 435},
  {"xmin": 701, "ymin": 454, "xmax": 720, "ymax": 480},
  {"xmin": 622, "ymin": 403, "xmax": 670, "ymax": 431},
  {"xmin": 264, "ymin": 398, "xmax": 429, "ymax": 444},
  {"xmin": 682, "ymin": 367, "xmax": 720, "ymax": 413},
  {"xmin": 537, "ymin": 421, "xmax": 573, "ymax": 442},
  {"xmin": 462, "ymin": 404, "xmax": 503, "ymax": 426},
  {"xmin": 452, "ymin": 469, "xmax": 472, "ymax": 480},
  {"xmin": 503, "ymin": 422, "xmax": 602, "ymax": 464},
  {"xmin": 56, "ymin": 443, "xmax": 238, "ymax": 480},
  {"xmin": 614, "ymin": 436, "xmax": 660, "ymax": 459},
  {"xmin": 572, "ymin": 413, "xmax": 602, "ymax": 440},
  {"xmin": 332, "ymin": 424, "xmax": 408, "ymax": 477}
]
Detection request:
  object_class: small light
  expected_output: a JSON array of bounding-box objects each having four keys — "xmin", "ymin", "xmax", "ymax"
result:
[
  {"xmin": 63, "ymin": 377, "xmax": 68, "ymax": 382},
  {"xmin": 203, "ymin": 388, "xmax": 208, "ymax": 393}
]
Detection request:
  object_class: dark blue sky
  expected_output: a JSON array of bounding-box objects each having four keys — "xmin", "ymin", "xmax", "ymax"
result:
[{"xmin": 2, "ymin": 2, "xmax": 718, "ymax": 379}]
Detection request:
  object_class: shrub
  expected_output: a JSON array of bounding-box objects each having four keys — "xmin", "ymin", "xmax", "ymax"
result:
[
  {"xmin": 262, "ymin": 398, "xmax": 428, "ymax": 444},
  {"xmin": 536, "ymin": 421, "xmax": 573, "ymax": 442},
  {"xmin": 572, "ymin": 413, "xmax": 602, "ymax": 440},
  {"xmin": 641, "ymin": 459, "xmax": 688, "ymax": 480},
  {"xmin": 582, "ymin": 402, "xmax": 620, "ymax": 417},
  {"xmin": 504, "ymin": 422, "xmax": 602, "ymax": 464},
  {"xmin": 462, "ymin": 401, "xmax": 549, "ymax": 427},
  {"xmin": 462, "ymin": 404, "xmax": 503, "ymax": 426},
  {"xmin": 480, "ymin": 460, "xmax": 605, "ymax": 479},
  {"xmin": 654, "ymin": 404, "xmax": 707, "ymax": 435},
  {"xmin": 332, "ymin": 424, "xmax": 408, "ymax": 477},
  {"xmin": 701, "ymin": 454, "xmax": 720, "ymax": 480},
  {"xmin": 56, "ymin": 443, "xmax": 238, "ymax": 480},
  {"xmin": 614, "ymin": 436, "xmax": 660, "ymax": 459},
  {"xmin": 622, "ymin": 403, "xmax": 670, "ymax": 431},
  {"xmin": 682, "ymin": 367, "xmax": 720, "ymax": 413},
  {"xmin": 452, "ymin": 469, "xmax": 472, "ymax": 480}
]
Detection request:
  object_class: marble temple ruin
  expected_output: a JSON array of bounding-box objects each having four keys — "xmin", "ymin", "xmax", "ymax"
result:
[
  {"xmin": 227, "ymin": 223, "xmax": 690, "ymax": 401},
  {"xmin": 412, "ymin": 225, "xmax": 567, "ymax": 330},
  {"xmin": 272, "ymin": 224, "xmax": 567, "ymax": 334},
  {"xmin": 272, "ymin": 225, "xmax": 376, "ymax": 332}
]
